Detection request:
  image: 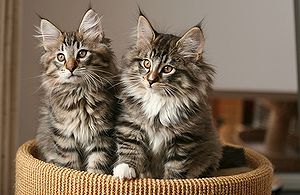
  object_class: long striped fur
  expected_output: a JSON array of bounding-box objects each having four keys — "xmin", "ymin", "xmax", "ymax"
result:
[
  {"xmin": 36, "ymin": 9, "xmax": 117, "ymax": 174},
  {"xmin": 113, "ymin": 15, "xmax": 222, "ymax": 179}
]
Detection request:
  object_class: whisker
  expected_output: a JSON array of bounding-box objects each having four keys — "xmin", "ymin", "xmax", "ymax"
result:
[
  {"xmin": 87, "ymin": 70, "xmax": 113, "ymax": 87},
  {"xmin": 86, "ymin": 67, "xmax": 114, "ymax": 76}
]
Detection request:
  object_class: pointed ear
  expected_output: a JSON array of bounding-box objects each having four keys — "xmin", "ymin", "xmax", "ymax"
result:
[
  {"xmin": 79, "ymin": 9, "xmax": 103, "ymax": 41},
  {"xmin": 39, "ymin": 19, "xmax": 62, "ymax": 50},
  {"xmin": 137, "ymin": 15, "xmax": 155, "ymax": 46},
  {"xmin": 176, "ymin": 27, "xmax": 205, "ymax": 59}
]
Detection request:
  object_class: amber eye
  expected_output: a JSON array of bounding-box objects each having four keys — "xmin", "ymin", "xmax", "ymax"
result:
[
  {"xmin": 77, "ymin": 50, "xmax": 87, "ymax": 58},
  {"xmin": 57, "ymin": 53, "xmax": 65, "ymax": 62},
  {"xmin": 162, "ymin": 65, "xmax": 174, "ymax": 74},
  {"xmin": 143, "ymin": 59, "xmax": 151, "ymax": 69}
]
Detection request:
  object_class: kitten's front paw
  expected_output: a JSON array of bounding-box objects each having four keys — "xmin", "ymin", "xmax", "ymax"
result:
[{"xmin": 113, "ymin": 163, "xmax": 136, "ymax": 179}]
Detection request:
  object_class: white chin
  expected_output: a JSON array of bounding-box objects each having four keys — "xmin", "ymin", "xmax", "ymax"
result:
[{"xmin": 60, "ymin": 75, "xmax": 80, "ymax": 83}]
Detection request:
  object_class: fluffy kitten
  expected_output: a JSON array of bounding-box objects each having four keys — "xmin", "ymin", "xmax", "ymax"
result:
[
  {"xmin": 113, "ymin": 15, "xmax": 222, "ymax": 179},
  {"xmin": 36, "ymin": 9, "xmax": 117, "ymax": 174}
]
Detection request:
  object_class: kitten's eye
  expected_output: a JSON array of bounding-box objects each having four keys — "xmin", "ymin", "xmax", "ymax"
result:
[
  {"xmin": 77, "ymin": 50, "xmax": 87, "ymax": 58},
  {"xmin": 57, "ymin": 53, "xmax": 65, "ymax": 62},
  {"xmin": 162, "ymin": 65, "xmax": 174, "ymax": 74},
  {"xmin": 142, "ymin": 59, "xmax": 151, "ymax": 69}
]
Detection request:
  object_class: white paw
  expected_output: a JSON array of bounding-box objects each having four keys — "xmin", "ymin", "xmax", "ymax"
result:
[{"xmin": 113, "ymin": 163, "xmax": 136, "ymax": 179}]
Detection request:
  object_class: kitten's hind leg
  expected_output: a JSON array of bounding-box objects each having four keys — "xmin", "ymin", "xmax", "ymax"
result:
[
  {"xmin": 163, "ymin": 159, "xmax": 189, "ymax": 179},
  {"xmin": 39, "ymin": 132, "xmax": 81, "ymax": 170},
  {"xmin": 47, "ymin": 151, "xmax": 81, "ymax": 170},
  {"xmin": 163, "ymin": 140, "xmax": 194, "ymax": 179},
  {"xmin": 37, "ymin": 123, "xmax": 82, "ymax": 170}
]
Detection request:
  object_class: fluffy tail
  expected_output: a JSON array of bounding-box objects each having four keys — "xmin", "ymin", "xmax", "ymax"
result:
[{"xmin": 219, "ymin": 145, "xmax": 247, "ymax": 169}]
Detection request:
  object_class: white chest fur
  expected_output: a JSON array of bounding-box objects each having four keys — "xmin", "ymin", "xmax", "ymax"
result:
[
  {"xmin": 141, "ymin": 90, "xmax": 188, "ymax": 126},
  {"xmin": 55, "ymin": 104, "xmax": 99, "ymax": 145},
  {"xmin": 147, "ymin": 129, "xmax": 172, "ymax": 154},
  {"xmin": 150, "ymin": 131, "xmax": 165, "ymax": 154}
]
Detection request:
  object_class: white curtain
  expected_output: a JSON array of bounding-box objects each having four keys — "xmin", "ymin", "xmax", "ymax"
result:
[{"xmin": 0, "ymin": 0, "xmax": 20, "ymax": 194}]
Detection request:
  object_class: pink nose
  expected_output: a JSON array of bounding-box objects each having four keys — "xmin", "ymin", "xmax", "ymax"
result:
[
  {"xmin": 65, "ymin": 59, "xmax": 78, "ymax": 73},
  {"xmin": 146, "ymin": 71, "xmax": 158, "ymax": 86}
]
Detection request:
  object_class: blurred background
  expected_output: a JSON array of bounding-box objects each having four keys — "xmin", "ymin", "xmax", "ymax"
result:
[{"xmin": 1, "ymin": 0, "xmax": 299, "ymax": 194}]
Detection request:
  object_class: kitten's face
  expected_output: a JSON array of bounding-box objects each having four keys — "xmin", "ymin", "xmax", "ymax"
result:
[
  {"xmin": 44, "ymin": 32, "xmax": 91, "ymax": 84},
  {"xmin": 130, "ymin": 35, "xmax": 188, "ymax": 96},
  {"xmin": 39, "ymin": 10, "xmax": 114, "ymax": 87},
  {"xmin": 123, "ymin": 16, "xmax": 212, "ymax": 99}
]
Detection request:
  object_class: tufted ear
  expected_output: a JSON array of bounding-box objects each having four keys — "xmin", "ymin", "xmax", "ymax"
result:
[
  {"xmin": 39, "ymin": 19, "xmax": 62, "ymax": 50},
  {"xmin": 176, "ymin": 26, "xmax": 205, "ymax": 59},
  {"xmin": 79, "ymin": 9, "xmax": 103, "ymax": 41},
  {"xmin": 136, "ymin": 15, "xmax": 155, "ymax": 47}
]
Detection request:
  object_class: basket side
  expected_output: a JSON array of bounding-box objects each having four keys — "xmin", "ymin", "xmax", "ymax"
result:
[{"xmin": 15, "ymin": 140, "xmax": 273, "ymax": 195}]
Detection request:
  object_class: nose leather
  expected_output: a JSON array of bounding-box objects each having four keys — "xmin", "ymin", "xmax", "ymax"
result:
[
  {"xmin": 66, "ymin": 58, "xmax": 78, "ymax": 72},
  {"xmin": 147, "ymin": 71, "xmax": 159, "ymax": 85}
]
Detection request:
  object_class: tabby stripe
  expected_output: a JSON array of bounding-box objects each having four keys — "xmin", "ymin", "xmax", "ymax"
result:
[
  {"xmin": 86, "ymin": 147, "xmax": 110, "ymax": 157},
  {"xmin": 63, "ymin": 39, "xmax": 67, "ymax": 47},
  {"xmin": 49, "ymin": 125, "xmax": 66, "ymax": 138},
  {"xmin": 49, "ymin": 159, "xmax": 75, "ymax": 169},
  {"xmin": 166, "ymin": 154, "xmax": 188, "ymax": 162},
  {"xmin": 162, "ymin": 39, "xmax": 173, "ymax": 56},
  {"xmin": 52, "ymin": 62, "xmax": 61, "ymax": 69},
  {"xmin": 117, "ymin": 141, "xmax": 136, "ymax": 149},
  {"xmin": 90, "ymin": 100, "xmax": 103, "ymax": 110},
  {"xmin": 49, "ymin": 106, "xmax": 60, "ymax": 124},
  {"xmin": 96, "ymin": 128, "xmax": 114, "ymax": 137},
  {"xmin": 117, "ymin": 150, "xmax": 140, "ymax": 157},
  {"xmin": 53, "ymin": 139, "xmax": 77, "ymax": 153},
  {"xmin": 150, "ymin": 49, "xmax": 155, "ymax": 58},
  {"xmin": 72, "ymin": 37, "xmax": 77, "ymax": 46},
  {"xmin": 118, "ymin": 140, "xmax": 147, "ymax": 155},
  {"xmin": 174, "ymin": 132, "xmax": 205, "ymax": 144},
  {"xmin": 132, "ymin": 57, "xmax": 143, "ymax": 62},
  {"xmin": 52, "ymin": 147, "xmax": 66, "ymax": 157},
  {"xmin": 125, "ymin": 96, "xmax": 142, "ymax": 107},
  {"xmin": 174, "ymin": 135, "xmax": 194, "ymax": 144},
  {"xmin": 116, "ymin": 136, "xmax": 141, "ymax": 146},
  {"xmin": 116, "ymin": 120, "xmax": 142, "ymax": 132},
  {"xmin": 63, "ymin": 103, "xmax": 78, "ymax": 111},
  {"xmin": 94, "ymin": 161, "xmax": 110, "ymax": 172},
  {"xmin": 76, "ymin": 147, "xmax": 85, "ymax": 164}
]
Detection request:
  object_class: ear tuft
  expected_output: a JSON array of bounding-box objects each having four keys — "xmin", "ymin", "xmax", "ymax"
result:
[
  {"xmin": 38, "ymin": 19, "xmax": 62, "ymax": 50},
  {"xmin": 176, "ymin": 27, "xmax": 205, "ymax": 59},
  {"xmin": 79, "ymin": 9, "xmax": 103, "ymax": 41},
  {"xmin": 137, "ymin": 15, "xmax": 155, "ymax": 47}
]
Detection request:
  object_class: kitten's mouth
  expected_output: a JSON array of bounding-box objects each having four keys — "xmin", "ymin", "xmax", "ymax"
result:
[
  {"xmin": 145, "ymin": 82, "xmax": 155, "ymax": 89},
  {"xmin": 66, "ymin": 74, "xmax": 81, "ymax": 82},
  {"xmin": 68, "ymin": 73, "xmax": 80, "ymax": 78}
]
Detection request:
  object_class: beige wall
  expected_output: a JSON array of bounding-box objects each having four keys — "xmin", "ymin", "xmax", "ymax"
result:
[{"xmin": 18, "ymin": 0, "xmax": 297, "ymax": 145}]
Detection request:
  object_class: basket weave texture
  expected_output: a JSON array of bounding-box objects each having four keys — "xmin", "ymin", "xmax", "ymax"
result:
[{"xmin": 15, "ymin": 140, "xmax": 273, "ymax": 195}]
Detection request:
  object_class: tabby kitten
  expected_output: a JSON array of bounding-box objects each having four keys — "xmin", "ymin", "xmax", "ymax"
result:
[
  {"xmin": 113, "ymin": 15, "xmax": 222, "ymax": 179},
  {"xmin": 36, "ymin": 9, "xmax": 117, "ymax": 174}
]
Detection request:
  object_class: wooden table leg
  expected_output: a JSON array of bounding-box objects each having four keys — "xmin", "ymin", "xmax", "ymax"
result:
[{"xmin": 264, "ymin": 100, "xmax": 297, "ymax": 157}]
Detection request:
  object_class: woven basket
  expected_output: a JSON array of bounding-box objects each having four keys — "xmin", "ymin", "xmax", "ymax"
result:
[{"xmin": 15, "ymin": 140, "xmax": 273, "ymax": 195}]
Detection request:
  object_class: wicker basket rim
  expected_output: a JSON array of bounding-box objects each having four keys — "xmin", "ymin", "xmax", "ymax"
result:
[{"xmin": 17, "ymin": 139, "xmax": 273, "ymax": 183}]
